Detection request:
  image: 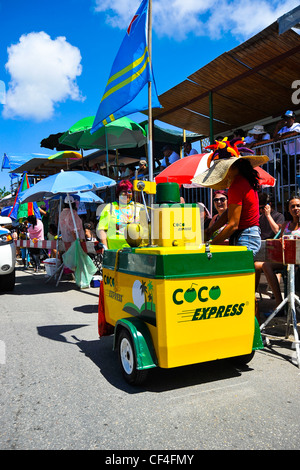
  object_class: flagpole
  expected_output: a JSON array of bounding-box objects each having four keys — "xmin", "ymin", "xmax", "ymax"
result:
[
  {"xmin": 147, "ymin": 0, "xmax": 154, "ymax": 245},
  {"xmin": 147, "ymin": 0, "xmax": 153, "ymax": 183}
]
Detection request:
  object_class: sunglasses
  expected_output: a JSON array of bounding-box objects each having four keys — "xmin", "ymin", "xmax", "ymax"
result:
[{"xmin": 213, "ymin": 197, "xmax": 226, "ymax": 203}]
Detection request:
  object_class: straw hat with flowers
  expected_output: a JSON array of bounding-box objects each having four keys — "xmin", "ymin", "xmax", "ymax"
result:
[{"xmin": 191, "ymin": 137, "xmax": 269, "ymax": 190}]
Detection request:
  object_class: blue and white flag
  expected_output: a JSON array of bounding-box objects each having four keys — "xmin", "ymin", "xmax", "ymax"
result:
[{"xmin": 91, "ymin": 0, "xmax": 161, "ymax": 133}]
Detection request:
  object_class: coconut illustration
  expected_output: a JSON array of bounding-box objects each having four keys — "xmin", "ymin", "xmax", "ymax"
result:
[
  {"xmin": 209, "ymin": 286, "xmax": 221, "ymax": 300},
  {"xmin": 184, "ymin": 283, "xmax": 197, "ymax": 302}
]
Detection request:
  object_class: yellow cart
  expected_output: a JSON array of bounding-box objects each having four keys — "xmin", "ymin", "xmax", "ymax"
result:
[{"xmin": 97, "ymin": 183, "xmax": 263, "ymax": 384}]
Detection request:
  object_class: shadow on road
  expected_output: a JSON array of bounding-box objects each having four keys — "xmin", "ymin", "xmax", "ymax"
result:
[
  {"xmin": 6, "ymin": 268, "xmax": 99, "ymax": 298},
  {"xmin": 36, "ymin": 322, "xmax": 254, "ymax": 394}
]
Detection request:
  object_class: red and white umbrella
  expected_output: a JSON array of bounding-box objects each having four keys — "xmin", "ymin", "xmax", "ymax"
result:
[
  {"xmin": 256, "ymin": 166, "xmax": 276, "ymax": 188},
  {"xmin": 155, "ymin": 153, "xmax": 276, "ymax": 188}
]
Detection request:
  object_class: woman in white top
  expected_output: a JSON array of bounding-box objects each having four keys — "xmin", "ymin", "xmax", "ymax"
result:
[{"xmin": 273, "ymin": 110, "xmax": 300, "ymax": 156}]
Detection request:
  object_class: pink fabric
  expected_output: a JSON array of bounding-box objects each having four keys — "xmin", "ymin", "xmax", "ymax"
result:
[
  {"xmin": 27, "ymin": 219, "xmax": 44, "ymax": 240},
  {"xmin": 59, "ymin": 208, "xmax": 85, "ymax": 242}
]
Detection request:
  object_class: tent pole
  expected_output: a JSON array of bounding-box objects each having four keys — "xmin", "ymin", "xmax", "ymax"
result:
[
  {"xmin": 56, "ymin": 196, "xmax": 62, "ymax": 265},
  {"xmin": 105, "ymin": 128, "xmax": 109, "ymax": 177},
  {"xmin": 116, "ymin": 149, "xmax": 119, "ymax": 178},
  {"xmin": 68, "ymin": 196, "xmax": 79, "ymax": 240}
]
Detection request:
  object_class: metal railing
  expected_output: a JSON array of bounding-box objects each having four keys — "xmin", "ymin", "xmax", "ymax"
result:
[
  {"xmin": 253, "ymin": 134, "xmax": 300, "ymax": 211},
  {"xmin": 96, "ymin": 134, "xmax": 300, "ymax": 215},
  {"xmin": 155, "ymin": 134, "xmax": 300, "ymax": 214}
]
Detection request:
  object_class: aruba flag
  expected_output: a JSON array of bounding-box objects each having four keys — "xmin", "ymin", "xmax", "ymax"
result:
[{"xmin": 91, "ymin": 0, "xmax": 161, "ymax": 133}]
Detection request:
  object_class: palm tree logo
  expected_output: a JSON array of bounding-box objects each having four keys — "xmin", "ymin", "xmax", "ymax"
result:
[
  {"xmin": 140, "ymin": 280, "xmax": 148, "ymax": 307},
  {"xmin": 122, "ymin": 279, "xmax": 156, "ymax": 326}
]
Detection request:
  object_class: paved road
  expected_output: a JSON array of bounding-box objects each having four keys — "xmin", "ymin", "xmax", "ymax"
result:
[{"xmin": 0, "ymin": 267, "xmax": 299, "ymax": 451}]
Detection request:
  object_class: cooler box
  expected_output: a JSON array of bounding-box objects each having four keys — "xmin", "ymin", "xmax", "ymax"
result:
[
  {"xmin": 101, "ymin": 245, "xmax": 256, "ymax": 369},
  {"xmin": 44, "ymin": 258, "xmax": 61, "ymax": 276},
  {"xmin": 91, "ymin": 275, "xmax": 101, "ymax": 287},
  {"xmin": 266, "ymin": 238, "xmax": 300, "ymax": 264}
]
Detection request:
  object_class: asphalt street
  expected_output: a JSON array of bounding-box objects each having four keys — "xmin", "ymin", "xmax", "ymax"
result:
[{"xmin": 0, "ymin": 266, "xmax": 299, "ymax": 451}]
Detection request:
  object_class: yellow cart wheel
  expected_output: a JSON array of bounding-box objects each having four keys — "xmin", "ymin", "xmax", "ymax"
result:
[{"xmin": 117, "ymin": 329, "xmax": 149, "ymax": 385}]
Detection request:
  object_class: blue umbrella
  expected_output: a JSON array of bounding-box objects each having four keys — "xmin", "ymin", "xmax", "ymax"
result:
[
  {"xmin": 50, "ymin": 191, "xmax": 104, "ymax": 203},
  {"xmin": 19, "ymin": 170, "xmax": 115, "ymax": 203},
  {"xmin": 0, "ymin": 206, "xmax": 12, "ymax": 216}
]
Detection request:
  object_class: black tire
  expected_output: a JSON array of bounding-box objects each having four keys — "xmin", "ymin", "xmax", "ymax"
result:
[
  {"xmin": 0, "ymin": 269, "xmax": 15, "ymax": 292},
  {"xmin": 117, "ymin": 329, "xmax": 148, "ymax": 385},
  {"xmin": 230, "ymin": 350, "xmax": 255, "ymax": 366}
]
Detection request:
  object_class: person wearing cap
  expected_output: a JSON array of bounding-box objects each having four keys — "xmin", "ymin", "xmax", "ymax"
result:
[
  {"xmin": 273, "ymin": 110, "xmax": 300, "ymax": 156},
  {"xmin": 138, "ymin": 159, "xmax": 148, "ymax": 176},
  {"xmin": 59, "ymin": 195, "xmax": 85, "ymax": 252},
  {"xmin": 244, "ymin": 125, "xmax": 273, "ymax": 162},
  {"xmin": 244, "ymin": 125, "xmax": 271, "ymax": 148},
  {"xmin": 193, "ymin": 139, "xmax": 269, "ymax": 257},
  {"xmin": 159, "ymin": 145, "xmax": 180, "ymax": 170},
  {"xmin": 183, "ymin": 142, "xmax": 198, "ymax": 157}
]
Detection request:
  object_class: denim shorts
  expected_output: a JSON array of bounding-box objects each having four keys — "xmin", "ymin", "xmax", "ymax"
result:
[{"xmin": 230, "ymin": 225, "xmax": 261, "ymax": 256}]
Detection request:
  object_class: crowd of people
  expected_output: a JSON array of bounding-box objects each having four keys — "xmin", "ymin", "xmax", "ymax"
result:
[
  {"xmin": 75, "ymin": 110, "xmax": 299, "ymax": 186},
  {"xmin": 6, "ymin": 109, "xmax": 300, "ymax": 315}
]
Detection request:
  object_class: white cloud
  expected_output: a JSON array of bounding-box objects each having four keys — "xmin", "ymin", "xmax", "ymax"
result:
[
  {"xmin": 93, "ymin": 0, "xmax": 299, "ymax": 40},
  {"xmin": 206, "ymin": 0, "xmax": 300, "ymax": 40},
  {"xmin": 3, "ymin": 32, "xmax": 84, "ymax": 122}
]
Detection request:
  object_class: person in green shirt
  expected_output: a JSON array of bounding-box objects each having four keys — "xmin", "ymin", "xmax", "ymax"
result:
[{"xmin": 96, "ymin": 180, "xmax": 142, "ymax": 250}]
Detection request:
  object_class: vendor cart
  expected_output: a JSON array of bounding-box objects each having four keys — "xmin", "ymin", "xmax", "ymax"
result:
[{"xmin": 98, "ymin": 182, "xmax": 263, "ymax": 384}]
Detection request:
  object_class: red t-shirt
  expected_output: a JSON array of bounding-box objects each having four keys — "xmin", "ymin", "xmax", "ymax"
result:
[{"xmin": 228, "ymin": 175, "xmax": 259, "ymax": 230}]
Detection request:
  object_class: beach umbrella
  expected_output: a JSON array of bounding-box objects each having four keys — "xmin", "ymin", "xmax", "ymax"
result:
[
  {"xmin": 48, "ymin": 150, "xmax": 83, "ymax": 170},
  {"xmin": 256, "ymin": 166, "xmax": 276, "ymax": 188},
  {"xmin": 59, "ymin": 116, "xmax": 147, "ymax": 174},
  {"xmin": 19, "ymin": 170, "xmax": 116, "ymax": 204},
  {"xmin": 18, "ymin": 171, "xmax": 113, "ymax": 288},
  {"xmin": 77, "ymin": 117, "xmax": 146, "ymax": 150},
  {"xmin": 155, "ymin": 153, "xmax": 276, "ymax": 188},
  {"xmin": 59, "ymin": 116, "xmax": 146, "ymax": 151},
  {"xmin": 58, "ymin": 117, "xmax": 95, "ymax": 150},
  {"xmin": 48, "ymin": 150, "xmax": 82, "ymax": 160},
  {"xmin": 1, "ymin": 205, "xmax": 12, "ymax": 216}
]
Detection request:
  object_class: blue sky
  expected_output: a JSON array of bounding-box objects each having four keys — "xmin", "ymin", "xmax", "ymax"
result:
[{"xmin": 0, "ymin": 0, "xmax": 298, "ymax": 191}]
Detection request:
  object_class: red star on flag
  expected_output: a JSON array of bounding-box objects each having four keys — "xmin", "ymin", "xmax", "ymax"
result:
[{"xmin": 127, "ymin": 14, "xmax": 138, "ymax": 35}]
